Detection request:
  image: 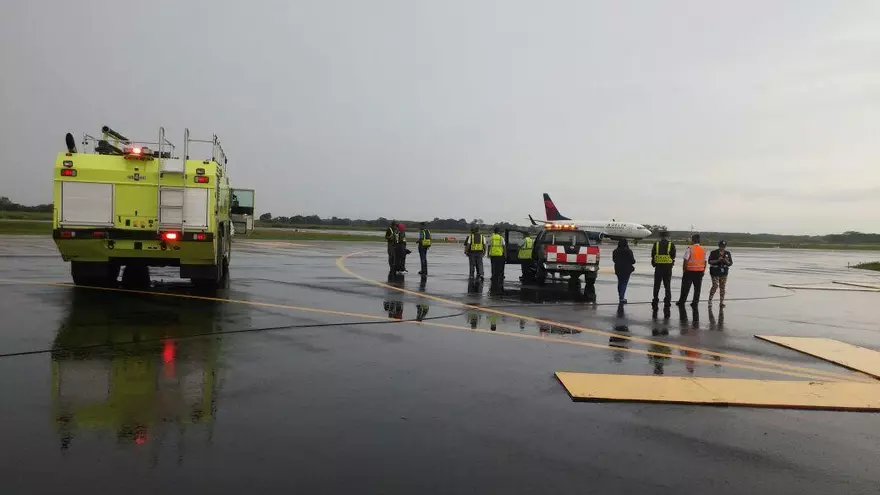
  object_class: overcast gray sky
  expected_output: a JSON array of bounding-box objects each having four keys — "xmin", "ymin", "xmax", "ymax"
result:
[{"xmin": 2, "ymin": 0, "xmax": 878, "ymax": 234}]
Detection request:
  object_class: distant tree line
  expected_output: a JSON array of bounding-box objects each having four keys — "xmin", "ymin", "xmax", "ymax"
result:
[
  {"xmin": 0, "ymin": 197, "xmax": 52, "ymax": 212},
  {"xmin": 257, "ymin": 213, "xmax": 528, "ymax": 231},
  {"xmin": 656, "ymin": 230, "xmax": 880, "ymax": 246},
  {"xmin": 255, "ymin": 213, "xmax": 880, "ymax": 243}
]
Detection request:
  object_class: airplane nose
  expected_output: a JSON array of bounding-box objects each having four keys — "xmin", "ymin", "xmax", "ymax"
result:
[{"xmin": 644, "ymin": 226, "xmax": 652, "ymax": 236}]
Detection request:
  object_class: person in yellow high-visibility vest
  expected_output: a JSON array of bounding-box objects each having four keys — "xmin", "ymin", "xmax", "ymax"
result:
[
  {"xmin": 488, "ymin": 226, "xmax": 507, "ymax": 283},
  {"xmin": 518, "ymin": 233, "xmax": 534, "ymax": 280},
  {"xmin": 651, "ymin": 229, "xmax": 676, "ymax": 309},
  {"xmin": 465, "ymin": 227, "xmax": 485, "ymax": 280},
  {"xmin": 417, "ymin": 222, "xmax": 432, "ymax": 276}
]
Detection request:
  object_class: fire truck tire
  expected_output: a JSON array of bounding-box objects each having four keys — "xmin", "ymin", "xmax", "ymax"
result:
[
  {"xmin": 220, "ymin": 256, "xmax": 230, "ymax": 285},
  {"xmin": 71, "ymin": 261, "xmax": 119, "ymax": 287},
  {"xmin": 121, "ymin": 264, "xmax": 150, "ymax": 289},
  {"xmin": 191, "ymin": 255, "xmax": 225, "ymax": 290}
]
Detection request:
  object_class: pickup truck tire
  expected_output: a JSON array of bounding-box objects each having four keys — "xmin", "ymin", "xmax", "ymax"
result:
[
  {"xmin": 535, "ymin": 265, "xmax": 547, "ymax": 285},
  {"xmin": 583, "ymin": 276, "xmax": 597, "ymax": 303}
]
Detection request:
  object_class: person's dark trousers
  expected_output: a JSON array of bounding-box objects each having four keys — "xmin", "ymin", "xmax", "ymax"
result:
[
  {"xmin": 617, "ymin": 272, "xmax": 631, "ymax": 301},
  {"xmin": 418, "ymin": 246, "xmax": 428, "ymax": 274},
  {"xmin": 652, "ymin": 265, "xmax": 673, "ymax": 306},
  {"xmin": 490, "ymin": 256, "xmax": 505, "ymax": 282},
  {"xmin": 678, "ymin": 271, "xmax": 705, "ymax": 305},
  {"xmin": 468, "ymin": 254, "xmax": 484, "ymax": 279},
  {"xmin": 395, "ymin": 244, "xmax": 407, "ymax": 272},
  {"xmin": 387, "ymin": 243, "xmax": 395, "ymax": 269},
  {"xmin": 691, "ymin": 271, "xmax": 704, "ymax": 304}
]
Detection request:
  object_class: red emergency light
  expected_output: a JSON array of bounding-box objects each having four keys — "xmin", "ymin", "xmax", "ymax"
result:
[
  {"xmin": 60, "ymin": 169, "xmax": 77, "ymax": 177},
  {"xmin": 194, "ymin": 176, "xmax": 209, "ymax": 184},
  {"xmin": 194, "ymin": 233, "xmax": 207, "ymax": 241},
  {"xmin": 123, "ymin": 146, "xmax": 153, "ymax": 160},
  {"xmin": 161, "ymin": 231, "xmax": 180, "ymax": 242}
]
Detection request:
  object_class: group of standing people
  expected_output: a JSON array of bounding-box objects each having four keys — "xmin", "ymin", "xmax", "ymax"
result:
[
  {"xmin": 385, "ymin": 221, "xmax": 433, "ymax": 276},
  {"xmin": 612, "ymin": 231, "xmax": 733, "ymax": 308},
  {"xmin": 463, "ymin": 226, "xmax": 507, "ymax": 283}
]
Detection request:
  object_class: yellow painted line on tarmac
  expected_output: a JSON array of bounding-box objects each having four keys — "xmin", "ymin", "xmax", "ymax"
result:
[
  {"xmin": 555, "ymin": 372, "xmax": 880, "ymax": 411},
  {"xmin": 241, "ymin": 241, "xmax": 310, "ymax": 248},
  {"xmin": 832, "ymin": 281, "xmax": 880, "ymax": 290},
  {"xmin": 770, "ymin": 284, "xmax": 880, "ymax": 292},
  {"xmin": 336, "ymin": 250, "xmax": 871, "ymax": 383},
  {"xmin": 0, "ymin": 278, "xmax": 393, "ymax": 322},
  {"xmin": 0, "ymin": 277, "xmax": 854, "ymax": 381},
  {"xmin": 756, "ymin": 336, "xmax": 880, "ymax": 380}
]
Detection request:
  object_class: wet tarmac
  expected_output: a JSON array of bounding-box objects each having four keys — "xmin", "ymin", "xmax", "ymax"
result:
[{"xmin": 1, "ymin": 236, "xmax": 879, "ymax": 494}]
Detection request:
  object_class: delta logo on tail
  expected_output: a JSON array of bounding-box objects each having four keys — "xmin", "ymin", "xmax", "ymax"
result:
[
  {"xmin": 535, "ymin": 193, "xmax": 652, "ymax": 241},
  {"xmin": 543, "ymin": 193, "xmax": 571, "ymax": 221}
]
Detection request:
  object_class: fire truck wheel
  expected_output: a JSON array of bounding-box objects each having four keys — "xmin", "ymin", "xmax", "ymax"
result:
[
  {"xmin": 71, "ymin": 261, "xmax": 119, "ymax": 287},
  {"xmin": 121, "ymin": 264, "xmax": 150, "ymax": 289},
  {"xmin": 220, "ymin": 256, "xmax": 230, "ymax": 284}
]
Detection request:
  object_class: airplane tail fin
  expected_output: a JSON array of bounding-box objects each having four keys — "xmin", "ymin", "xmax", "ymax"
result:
[{"xmin": 543, "ymin": 193, "xmax": 571, "ymax": 221}]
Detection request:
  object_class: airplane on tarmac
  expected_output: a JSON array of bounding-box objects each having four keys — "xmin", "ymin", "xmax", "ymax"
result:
[{"xmin": 529, "ymin": 193, "xmax": 652, "ymax": 242}]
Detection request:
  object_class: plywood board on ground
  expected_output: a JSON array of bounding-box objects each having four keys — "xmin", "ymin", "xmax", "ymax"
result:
[
  {"xmin": 755, "ymin": 336, "xmax": 880, "ymax": 380},
  {"xmin": 555, "ymin": 373, "xmax": 880, "ymax": 411}
]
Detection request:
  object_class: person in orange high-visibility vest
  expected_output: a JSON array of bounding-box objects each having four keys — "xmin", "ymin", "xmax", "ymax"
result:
[{"xmin": 676, "ymin": 234, "xmax": 707, "ymax": 308}]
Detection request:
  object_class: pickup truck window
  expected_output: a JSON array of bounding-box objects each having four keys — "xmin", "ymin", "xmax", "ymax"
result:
[{"xmin": 545, "ymin": 231, "xmax": 589, "ymax": 246}]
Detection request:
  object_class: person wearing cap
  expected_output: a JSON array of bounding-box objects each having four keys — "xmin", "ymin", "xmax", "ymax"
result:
[
  {"xmin": 464, "ymin": 227, "xmax": 485, "ymax": 281},
  {"xmin": 385, "ymin": 220, "xmax": 398, "ymax": 270},
  {"xmin": 677, "ymin": 234, "xmax": 707, "ymax": 308},
  {"xmin": 650, "ymin": 229, "xmax": 676, "ymax": 309},
  {"xmin": 708, "ymin": 240, "xmax": 733, "ymax": 307},
  {"xmin": 417, "ymin": 222, "xmax": 432, "ymax": 276}
]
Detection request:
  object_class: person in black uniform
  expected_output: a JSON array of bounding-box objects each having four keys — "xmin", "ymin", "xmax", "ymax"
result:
[
  {"xmin": 650, "ymin": 230, "xmax": 676, "ymax": 309},
  {"xmin": 394, "ymin": 223, "xmax": 408, "ymax": 273}
]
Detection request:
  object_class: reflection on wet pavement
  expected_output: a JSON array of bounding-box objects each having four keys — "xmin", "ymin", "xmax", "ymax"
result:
[
  {"xmin": 50, "ymin": 289, "xmax": 227, "ymax": 458},
  {"xmin": 2, "ymin": 239, "xmax": 880, "ymax": 493}
]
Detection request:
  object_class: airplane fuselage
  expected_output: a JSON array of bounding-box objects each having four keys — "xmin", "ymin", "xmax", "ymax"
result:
[
  {"xmin": 539, "ymin": 193, "xmax": 652, "ymax": 240},
  {"xmin": 546, "ymin": 220, "xmax": 652, "ymax": 240}
]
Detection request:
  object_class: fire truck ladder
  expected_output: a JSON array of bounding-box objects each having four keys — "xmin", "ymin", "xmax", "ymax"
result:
[{"xmin": 157, "ymin": 126, "xmax": 186, "ymax": 232}]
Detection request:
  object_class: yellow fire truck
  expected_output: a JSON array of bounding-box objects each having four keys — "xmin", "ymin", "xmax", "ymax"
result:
[{"xmin": 53, "ymin": 126, "xmax": 254, "ymax": 288}]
